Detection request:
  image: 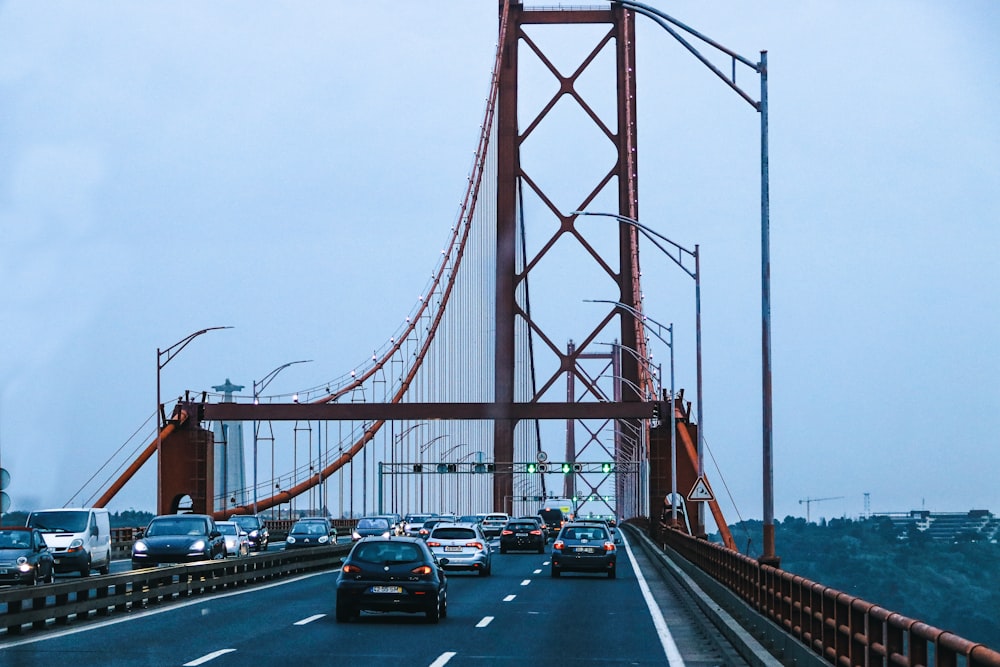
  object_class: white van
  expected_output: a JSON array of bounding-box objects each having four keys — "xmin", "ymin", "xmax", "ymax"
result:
[{"xmin": 26, "ymin": 508, "xmax": 112, "ymax": 576}]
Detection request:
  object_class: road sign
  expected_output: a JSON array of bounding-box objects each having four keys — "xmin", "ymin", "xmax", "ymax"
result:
[
  {"xmin": 0, "ymin": 491, "xmax": 9, "ymax": 513},
  {"xmin": 687, "ymin": 476, "xmax": 714, "ymax": 502},
  {"xmin": 0, "ymin": 468, "xmax": 8, "ymax": 491},
  {"xmin": 537, "ymin": 450, "xmax": 548, "ymax": 463}
]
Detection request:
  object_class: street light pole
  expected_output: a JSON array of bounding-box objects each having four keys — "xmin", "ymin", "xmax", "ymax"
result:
[
  {"xmin": 156, "ymin": 326, "xmax": 232, "ymax": 515},
  {"xmin": 587, "ymin": 300, "xmax": 678, "ymax": 528},
  {"xmin": 252, "ymin": 360, "xmax": 312, "ymax": 515}
]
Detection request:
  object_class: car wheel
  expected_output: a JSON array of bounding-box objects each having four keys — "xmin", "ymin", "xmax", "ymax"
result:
[
  {"xmin": 479, "ymin": 563, "xmax": 492, "ymax": 576},
  {"xmin": 425, "ymin": 599, "xmax": 440, "ymax": 623},
  {"xmin": 335, "ymin": 600, "xmax": 354, "ymax": 623},
  {"xmin": 551, "ymin": 565, "xmax": 560, "ymax": 578},
  {"xmin": 608, "ymin": 568, "xmax": 616, "ymax": 579},
  {"xmin": 46, "ymin": 566, "xmax": 55, "ymax": 584},
  {"xmin": 537, "ymin": 544, "xmax": 545, "ymax": 554},
  {"xmin": 500, "ymin": 546, "xmax": 507, "ymax": 554},
  {"xmin": 80, "ymin": 556, "xmax": 91, "ymax": 577},
  {"xmin": 439, "ymin": 590, "xmax": 448, "ymax": 619},
  {"xmin": 99, "ymin": 561, "xmax": 110, "ymax": 575}
]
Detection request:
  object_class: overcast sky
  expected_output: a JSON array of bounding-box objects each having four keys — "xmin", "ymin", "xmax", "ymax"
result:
[{"xmin": 1, "ymin": 2, "xmax": 997, "ymax": 525}]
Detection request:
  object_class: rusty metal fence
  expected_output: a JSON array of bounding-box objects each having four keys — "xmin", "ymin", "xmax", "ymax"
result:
[{"xmin": 657, "ymin": 525, "xmax": 1000, "ymax": 667}]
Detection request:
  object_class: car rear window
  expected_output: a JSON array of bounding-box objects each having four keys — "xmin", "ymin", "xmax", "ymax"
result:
[
  {"xmin": 431, "ymin": 527, "xmax": 477, "ymax": 540},
  {"xmin": 353, "ymin": 542, "xmax": 422, "ymax": 563},
  {"xmin": 507, "ymin": 522, "xmax": 536, "ymax": 531},
  {"xmin": 357, "ymin": 518, "xmax": 389, "ymax": 530},
  {"xmin": 562, "ymin": 527, "xmax": 607, "ymax": 541}
]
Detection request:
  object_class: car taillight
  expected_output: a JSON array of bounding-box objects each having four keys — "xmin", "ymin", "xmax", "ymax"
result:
[
  {"xmin": 530, "ymin": 530, "xmax": 541, "ymax": 535},
  {"xmin": 603, "ymin": 542, "xmax": 615, "ymax": 552},
  {"xmin": 553, "ymin": 540, "xmax": 564, "ymax": 551},
  {"xmin": 426, "ymin": 541, "xmax": 441, "ymax": 547},
  {"xmin": 466, "ymin": 542, "xmax": 484, "ymax": 550},
  {"xmin": 411, "ymin": 565, "xmax": 433, "ymax": 575},
  {"xmin": 500, "ymin": 530, "xmax": 513, "ymax": 536},
  {"xmin": 343, "ymin": 564, "xmax": 362, "ymax": 574}
]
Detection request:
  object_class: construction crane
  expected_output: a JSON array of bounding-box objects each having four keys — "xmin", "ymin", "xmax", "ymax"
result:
[{"xmin": 798, "ymin": 496, "xmax": 845, "ymax": 523}]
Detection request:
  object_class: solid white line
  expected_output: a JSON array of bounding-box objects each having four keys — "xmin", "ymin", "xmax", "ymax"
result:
[
  {"xmin": 293, "ymin": 614, "xmax": 325, "ymax": 626},
  {"xmin": 429, "ymin": 651, "xmax": 457, "ymax": 667},
  {"xmin": 519, "ymin": 579, "xmax": 531, "ymax": 586},
  {"xmin": 476, "ymin": 616, "xmax": 494, "ymax": 628},
  {"xmin": 621, "ymin": 532, "xmax": 686, "ymax": 666},
  {"xmin": 183, "ymin": 649, "xmax": 236, "ymax": 666},
  {"xmin": 502, "ymin": 594, "xmax": 516, "ymax": 602}
]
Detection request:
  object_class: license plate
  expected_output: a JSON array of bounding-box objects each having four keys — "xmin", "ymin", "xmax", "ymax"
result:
[
  {"xmin": 0, "ymin": 569, "xmax": 6, "ymax": 575},
  {"xmin": 444, "ymin": 546, "xmax": 462, "ymax": 552},
  {"xmin": 370, "ymin": 585, "xmax": 403, "ymax": 594},
  {"xmin": 516, "ymin": 532, "xmax": 528, "ymax": 536},
  {"xmin": 575, "ymin": 547, "xmax": 595, "ymax": 553}
]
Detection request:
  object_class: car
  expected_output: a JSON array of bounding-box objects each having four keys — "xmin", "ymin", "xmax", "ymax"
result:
[
  {"xmin": 537, "ymin": 507, "xmax": 567, "ymax": 540},
  {"xmin": 516, "ymin": 515, "xmax": 548, "ymax": 539},
  {"xmin": 285, "ymin": 519, "xmax": 337, "ymax": 549},
  {"xmin": 374, "ymin": 513, "xmax": 404, "ymax": 536},
  {"xmin": 351, "ymin": 516, "xmax": 393, "ymax": 542},
  {"xmin": 551, "ymin": 522, "xmax": 617, "ymax": 578},
  {"xmin": 426, "ymin": 522, "xmax": 492, "ymax": 575},
  {"xmin": 400, "ymin": 514, "xmax": 430, "ymax": 537},
  {"xmin": 574, "ymin": 517, "xmax": 620, "ymax": 540},
  {"xmin": 228, "ymin": 514, "xmax": 270, "ymax": 551},
  {"xmin": 217, "ymin": 521, "xmax": 250, "ymax": 557},
  {"xmin": 499, "ymin": 519, "xmax": 546, "ymax": 554},
  {"xmin": 335, "ymin": 536, "xmax": 448, "ymax": 623},
  {"xmin": 458, "ymin": 514, "xmax": 484, "ymax": 525},
  {"xmin": 480, "ymin": 513, "xmax": 510, "ymax": 539},
  {"xmin": 0, "ymin": 526, "xmax": 55, "ymax": 585},
  {"xmin": 131, "ymin": 514, "xmax": 227, "ymax": 568}
]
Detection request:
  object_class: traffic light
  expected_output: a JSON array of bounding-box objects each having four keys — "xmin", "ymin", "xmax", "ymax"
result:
[
  {"xmin": 413, "ymin": 464, "xmax": 423, "ymax": 473},
  {"xmin": 437, "ymin": 463, "xmax": 457, "ymax": 473},
  {"xmin": 561, "ymin": 462, "xmax": 571, "ymax": 474},
  {"xmin": 601, "ymin": 462, "xmax": 613, "ymax": 473},
  {"xmin": 527, "ymin": 462, "xmax": 538, "ymax": 473}
]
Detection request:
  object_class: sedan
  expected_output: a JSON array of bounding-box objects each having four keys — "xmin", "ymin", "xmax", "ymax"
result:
[
  {"xmin": 131, "ymin": 514, "xmax": 227, "ymax": 568},
  {"xmin": 351, "ymin": 516, "xmax": 393, "ymax": 542},
  {"xmin": 335, "ymin": 536, "xmax": 448, "ymax": 623},
  {"xmin": 217, "ymin": 521, "xmax": 250, "ymax": 557},
  {"xmin": 0, "ymin": 527, "xmax": 55, "ymax": 585},
  {"xmin": 426, "ymin": 522, "xmax": 491, "ymax": 575},
  {"xmin": 228, "ymin": 514, "xmax": 269, "ymax": 551},
  {"xmin": 551, "ymin": 522, "xmax": 617, "ymax": 578},
  {"xmin": 499, "ymin": 520, "xmax": 546, "ymax": 554}
]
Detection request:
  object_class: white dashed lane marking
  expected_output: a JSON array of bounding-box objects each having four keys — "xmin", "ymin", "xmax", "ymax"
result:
[
  {"xmin": 183, "ymin": 649, "xmax": 236, "ymax": 666},
  {"xmin": 476, "ymin": 616, "xmax": 494, "ymax": 628},
  {"xmin": 293, "ymin": 614, "xmax": 325, "ymax": 626}
]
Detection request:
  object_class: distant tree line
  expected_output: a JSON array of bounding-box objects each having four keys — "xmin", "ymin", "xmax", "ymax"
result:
[{"xmin": 719, "ymin": 516, "xmax": 1000, "ymax": 651}]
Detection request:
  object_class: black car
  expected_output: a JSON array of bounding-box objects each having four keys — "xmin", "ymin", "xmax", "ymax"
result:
[
  {"xmin": 0, "ymin": 526, "xmax": 55, "ymax": 585},
  {"xmin": 499, "ymin": 519, "xmax": 546, "ymax": 554},
  {"xmin": 351, "ymin": 516, "xmax": 393, "ymax": 542},
  {"xmin": 229, "ymin": 514, "xmax": 270, "ymax": 551},
  {"xmin": 131, "ymin": 514, "xmax": 227, "ymax": 568},
  {"xmin": 335, "ymin": 536, "xmax": 448, "ymax": 623},
  {"xmin": 285, "ymin": 519, "xmax": 336, "ymax": 549},
  {"xmin": 551, "ymin": 522, "xmax": 617, "ymax": 579}
]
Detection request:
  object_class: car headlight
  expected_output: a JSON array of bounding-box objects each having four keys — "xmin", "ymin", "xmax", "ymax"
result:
[
  {"xmin": 287, "ymin": 536, "xmax": 296, "ymax": 544},
  {"xmin": 16, "ymin": 557, "xmax": 32, "ymax": 573},
  {"xmin": 249, "ymin": 530, "xmax": 259, "ymax": 538},
  {"xmin": 133, "ymin": 540, "xmax": 148, "ymax": 553},
  {"xmin": 382, "ymin": 532, "xmax": 391, "ymax": 538},
  {"xmin": 67, "ymin": 538, "xmax": 85, "ymax": 553},
  {"xmin": 190, "ymin": 540, "xmax": 206, "ymax": 552},
  {"xmin": 318, "ymin": 535, "xmax": 329, "ymax": 544},
  {"xmin": 351, "ymin": 532, "xmax": 360, "ymax": 540}
]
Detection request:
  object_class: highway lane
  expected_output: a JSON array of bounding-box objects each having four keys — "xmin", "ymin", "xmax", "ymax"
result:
[{"xmin": 1, "ymin": 533, "xmax": 676, "ymax": 666}]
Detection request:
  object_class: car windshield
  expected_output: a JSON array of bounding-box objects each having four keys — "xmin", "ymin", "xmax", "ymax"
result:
[
  {"xmin": 0, "ymin": 530, "xmax": 32, "ymax": 549},
  {"xmin": 292, "ymin": 523, "xmax": 327, "ymax": 536},
  {"xmin": 146, "ymin": 517, "xmax": 207, "ymax": 537},
  {"xmin": 218, "ymin": 524, "xmax": 237, "ymax": 535},
  {"xmin": 27, "ymin": 511, "xmax": 88, "ymax": 533},
  {"xmin": 357, "ymin": 518, "xmax": 389, "ymax": 530},
  {"xmin": 353, "ymin": 542, "xmax": 422, "ymax": 563},
  {"xmin": 231, "ymin": 516, "xmax": 259, "ymax": 530},
  {"xmin": 432, "ymin": 527, "xmax": 476, "ymax": 540}
]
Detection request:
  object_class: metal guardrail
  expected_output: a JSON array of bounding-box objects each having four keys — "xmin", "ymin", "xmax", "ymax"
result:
[
  {"xmin": 0, "ymin": 544, "xmax": 349, "ymax": 638},
  {"xmin": 652, "ymin": 523, "xmax": 1000, "ymax": 667}
]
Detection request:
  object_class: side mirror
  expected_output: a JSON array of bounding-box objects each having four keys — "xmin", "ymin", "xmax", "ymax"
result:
[
  {"xmin": 614, "ymin": 536, "xmax": 622, "ymax": 545},
  {"xmin": 210, "ymin": 530, "xmax": 221, "ymax": 539}
]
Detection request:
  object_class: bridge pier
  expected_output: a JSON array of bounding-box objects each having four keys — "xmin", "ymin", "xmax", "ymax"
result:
[{"xmin": 158, "ymin": 415, "xmax": 215, "ymax": 515}]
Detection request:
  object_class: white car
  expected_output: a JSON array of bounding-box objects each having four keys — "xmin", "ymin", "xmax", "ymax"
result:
[{"xmin": 217, "ymin": 521, "xmax": 250, "ymax": 557}]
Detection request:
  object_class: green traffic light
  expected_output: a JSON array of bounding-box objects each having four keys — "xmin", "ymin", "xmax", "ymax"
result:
[
  {"xmin": 527, "ymin": 463, "xmax": 537, "ymax": 473},
  {"xmin": 561, "ymin": 462, "xmax": 571, "ymax": 473},
  {"xmin": 601, "ymin": 462, "xmax": 613, "ymax": 473}
]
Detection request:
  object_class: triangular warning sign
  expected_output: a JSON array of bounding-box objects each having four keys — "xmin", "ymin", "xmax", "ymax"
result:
[{"xmin": 687, "ymin": 476, "xmax": 714, "ymax": 501}]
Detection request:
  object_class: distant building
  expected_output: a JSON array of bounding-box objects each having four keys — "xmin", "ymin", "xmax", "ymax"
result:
[{"xmin": 874, "ymin": 509, "xmax": 999, "ymax": 542}]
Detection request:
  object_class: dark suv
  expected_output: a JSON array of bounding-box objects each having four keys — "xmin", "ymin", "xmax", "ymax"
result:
[
  {"xmin": 131, "ymin": 514, "xmax": 227, "ymax": 568},
  {"xmin": 229, "ymin": 514, "xmax": 270, "ymax": 552}
]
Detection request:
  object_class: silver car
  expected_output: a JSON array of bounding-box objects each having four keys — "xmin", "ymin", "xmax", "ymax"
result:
[
  {"xmin": 426, "ymin": 522, "xmax": 492, "ymax": 576},
  {"xmin": 217, "ymin": 521, "xmax": 250, "ymax": 557}
]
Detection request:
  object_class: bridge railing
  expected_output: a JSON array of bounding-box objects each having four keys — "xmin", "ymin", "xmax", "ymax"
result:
[
  {"xmin": 0, "ymin": 544, "xmax": 347, "ymax": 638},
  {"xmin": 656, "ymin": 524, "xmax": 1000, "ymax": 667}
]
